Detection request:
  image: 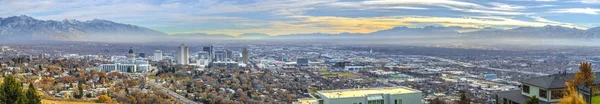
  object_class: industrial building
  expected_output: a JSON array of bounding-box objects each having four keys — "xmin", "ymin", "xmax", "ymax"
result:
[{"xmin": 295, "ymin": 86, "xmax": 422, "ymax": 104}]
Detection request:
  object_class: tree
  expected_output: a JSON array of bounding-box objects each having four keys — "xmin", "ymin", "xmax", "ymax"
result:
[
  {"xmin": 456, "ymin": 92, "xmax": 470, "ymax": 104},
  {"xmin": 0, "ymin": 75, "xmax": 28, "ymax": 104},
  {"xmin": 559, "ymin": 82, "xmax": 586, "ymax": 104},
  {"xmin": 75, "ymin": 81, "xmax": 84, "ymax": 99},
  {"xmin": 98, "ymin": 95, "xmax": 112, "ymax": 103},
  {"xmin": 559, "ymin": 62, "xmax": 594, "ymax": 104},
  {"xmin": 524, "ymin": 96, "xmax": 539, "ymax": 104},
  {"xmin": 430, "ymin": 97, "xmax": 447, "ymax": 104},
  {"xmin": 26, "ymin": 83, "xmax": 41, "ymax": 104},
  {"xmin": 61, "ymin": 75, "xmax": 76, "ymax": 83},
  {"xmin": 574, "ymin": 62, "xmax": 595, "ymax": 86}
]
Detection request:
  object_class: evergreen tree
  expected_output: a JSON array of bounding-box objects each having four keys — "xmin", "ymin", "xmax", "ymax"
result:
[
  {"xmin": 26, "ymin": 83, "xmax": 41, "ymax": 104},
  {"xmin": 0, "ymin": 75, "xmax": 28, "ymax": 104},
  {"xmin": 525, "ymin": 96, "xmax": 539, "ymax": 104},
  {"xmin": 75, "ymin": 81, "xmax": 84, "ymax": 99}
]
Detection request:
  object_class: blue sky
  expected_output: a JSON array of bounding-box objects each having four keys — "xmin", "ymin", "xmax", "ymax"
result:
[{"xmin": 1, "ymin": 0, "xmax": 600, "ymax": 36}]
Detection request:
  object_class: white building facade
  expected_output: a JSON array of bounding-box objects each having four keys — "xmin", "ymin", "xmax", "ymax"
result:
[
  {"xmin": 153, "ymin": 50, "xmax": 163, "ymax": 61},
  {"xmin": 176, "ymin": 44, "xmax": 189, "ymax": 64}
]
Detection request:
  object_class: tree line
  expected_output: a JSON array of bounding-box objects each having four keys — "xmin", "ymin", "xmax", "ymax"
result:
[{"xmin": 0, "ymin": 75, "xmax": 41, "ymax": 104}]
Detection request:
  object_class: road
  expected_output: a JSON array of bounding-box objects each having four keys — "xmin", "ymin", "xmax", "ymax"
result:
[{"xmin": 148, "ymin": 79, "xmax": 197, "ymax": 104}]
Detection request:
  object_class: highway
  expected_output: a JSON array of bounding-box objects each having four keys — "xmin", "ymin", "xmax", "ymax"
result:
[{"xmin": 148, "ymin": 79, "xmax": 197, "ymax": 104}]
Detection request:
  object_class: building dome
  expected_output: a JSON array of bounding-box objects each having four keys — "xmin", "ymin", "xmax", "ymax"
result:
[{"xmin": 128, "ymin": 47, "xmax": 134, "ymax": 54}]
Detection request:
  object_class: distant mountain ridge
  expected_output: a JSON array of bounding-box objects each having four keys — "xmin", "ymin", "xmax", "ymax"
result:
[
  {"xmin": 465, "ymin": 25, "xmax": 599, "ymax": 38},
  {"xmin": 0, "ymin": 15, "xmax": 166, "ymax": 41},
  {"xmin": 271, "ymin": 25, "xmax": 600, "ymax": 39}
]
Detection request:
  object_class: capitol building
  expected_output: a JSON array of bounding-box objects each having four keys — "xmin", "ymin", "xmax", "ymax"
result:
[{"xmin": 99, "ymin": 47, "xmax": 150, "ymax": 73}]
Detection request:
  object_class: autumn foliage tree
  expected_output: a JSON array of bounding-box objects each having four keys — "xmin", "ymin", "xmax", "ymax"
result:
[
  {"xmin": 559, "ymin": 62, "xmax": 593, "ymax": 104},
  {"xmin": 559, "ymin": 82, "xmax": 586, "ymax": 104},
  {"xmin": 98, "ymin": 94, "xmax": 112, "ymax": 103},
  {"xmin": 574, "ymin": 62, "xmax": 595, "ymax": 86}
]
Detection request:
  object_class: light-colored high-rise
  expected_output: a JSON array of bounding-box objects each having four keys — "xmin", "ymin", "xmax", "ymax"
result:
[
  {"xmin": 176, "ymin": 44, "xmax": 189, "ymax": 64},
  {"xmin": 242, "ymin": 48, "xmax": 249, "ymax": 64},
  {"xmin": 214, "ymin": 51, "xmax": 226, "ymax": 62},
  {"xmin": 153, "ymin": 50, "xmax": 163, "ymax": 61}
]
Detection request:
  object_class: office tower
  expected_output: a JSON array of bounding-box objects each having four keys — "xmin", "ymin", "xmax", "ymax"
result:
[
  {"xmin": 197, "ymin": 52, "xmax": 209, "ymax": 66},
  {"xmin": 215, "ymin": 51, "xmax": 226, "ymax": 62},
  {"xmin": 203, "ymin": 45, "xmax": 213, "ymax": 62},
  {"xmin": 198, "ymin": 52, "xmax": 209, "ymax": 59},
  {"xmin": 139, "ymin": 53, "xmax": 146, "ymax": 58},
  {"xmin": 153, "ymin": 50, "xmax": 163, "ymax": 61},
  {"xmin": 226, "ymin": 50, "xmax": 233, "ymax": 61},
  {"xmin": 242, "ymin": 48, "xmax": 249, "ymax": 64},
  {"xmin": 38, "ymin": 53, "xmax": 45, "ymax": 60},
  {"xmin": 177, "ymin": 44, "xmax": 189, "ymax": 64}
]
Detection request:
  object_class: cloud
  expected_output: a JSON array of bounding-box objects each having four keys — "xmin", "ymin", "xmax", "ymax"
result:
[
  {"xmin": 329, "ymin": 0, "xmax": 532, "ymax": 15},
  {"xmin": 488, "ymin": 2, "xmax": 527, "ymax": 11},
  {"xmin": 576, "ymin": 0, "xmax": 600, "ymax": 4},
  {"xmin": 362, "ymin": 0, "xmax": 484, "ymax": 8},
  {"xmin": 0, "ymin": 0, "xmax": 595, "ymax": 36},
  {"xmin": 441, "ymin": 5, "xmax": 531, "ymax": 15},
  {"xmin": 198, "ymin": 15, "xmax": 584, "ymax": 35},
  {"xmin": 529, "ymin": 16, "xmax": 583, "ymax": 28},
  {"xmin": 549, "ymin": 8, "xmax": 600, "ymax": 15}
]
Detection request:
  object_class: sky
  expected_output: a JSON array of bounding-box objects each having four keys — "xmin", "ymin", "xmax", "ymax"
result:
[{"xmin": 1, "ymin": 0, "xmax": 600, "ymax": 36}]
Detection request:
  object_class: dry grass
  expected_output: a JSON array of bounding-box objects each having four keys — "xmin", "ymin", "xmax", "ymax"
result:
[
  {"xmin": 41, "ymin": 99, "xmax": 100, "ymax": 104},
  {"xmin": 332, "ymin": 72, "xmax": 358, "ymax": 78}
]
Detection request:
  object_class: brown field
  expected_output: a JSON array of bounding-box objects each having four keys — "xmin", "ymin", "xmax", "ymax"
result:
[{"xmin": 41, "ymin": 99, "xmax": 100, "ymax": 104}]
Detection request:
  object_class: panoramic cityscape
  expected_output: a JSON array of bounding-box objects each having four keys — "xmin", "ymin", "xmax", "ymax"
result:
[{"xmin": 1, "ymin": 0, "xmax": 600, "ymax": 104}]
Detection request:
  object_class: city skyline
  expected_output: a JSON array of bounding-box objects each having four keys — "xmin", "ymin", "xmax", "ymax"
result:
[
  {"xmin": 2, "ymin": 0, "xmax": 600, "ymax": 104},
  {"xmin": 2, "ymin": 0, "xmax": 600, "ymax": 36}
]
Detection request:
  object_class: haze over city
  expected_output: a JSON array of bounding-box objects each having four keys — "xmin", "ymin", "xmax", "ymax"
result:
[{"xmin": 1, "ymin": 0, "xmax": 600, "ymax": 104}]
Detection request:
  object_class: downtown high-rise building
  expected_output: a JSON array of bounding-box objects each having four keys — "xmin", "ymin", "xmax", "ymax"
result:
[
  {"xmin": 153, "ymin": 50, "xmax": 163, "ymax": 61},
  {"xmin": 203, "ymin": 45, "xmax": 213, "ymax": 62},
  {"xmin": 226, "ymin": 49, "xmax": 233, "ymax": 61},
  {"xmin": 214, "ymin": 51, "xmax": 226, "ymax": 62},
  {"xmin": 242, "ymin": 48, "xmax": 249, "ymax": 64},
  {"xmin": 177, "ymin": 44, "xmax": 189, "ymax": 64}
]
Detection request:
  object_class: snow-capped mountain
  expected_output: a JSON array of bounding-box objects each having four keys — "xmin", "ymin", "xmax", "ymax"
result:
[
  {"xmin": 465, "ymin": 25, "xmax": 599, "ymax": 38},
  {"xmin": 0, "ymin": 15, "xmax": 166, "ymax": 41}
]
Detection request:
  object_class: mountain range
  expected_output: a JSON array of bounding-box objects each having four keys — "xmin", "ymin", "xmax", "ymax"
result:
[
  {"xmin": 1, "ymin": 15, "xmax": 600, "ymax": 42},
  {"xmin": 0, "ymin": 15, "xmax": 165, "ymax": 41}
]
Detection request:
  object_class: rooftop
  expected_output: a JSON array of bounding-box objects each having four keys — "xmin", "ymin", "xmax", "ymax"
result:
[
  {"xmin": 293, "ymin": 98, "xmax": 320, "ymax": 104},
  {"xmin": 495, "ymin": 90, "xmax": 551, "ymax": 104},
  {"xmin": 318, "ymin": 86, "xmax": 420, "ymax": 98},
  {"xmin": 520, "ymin": 72, "xmax": 600, "ymax": 89}
]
